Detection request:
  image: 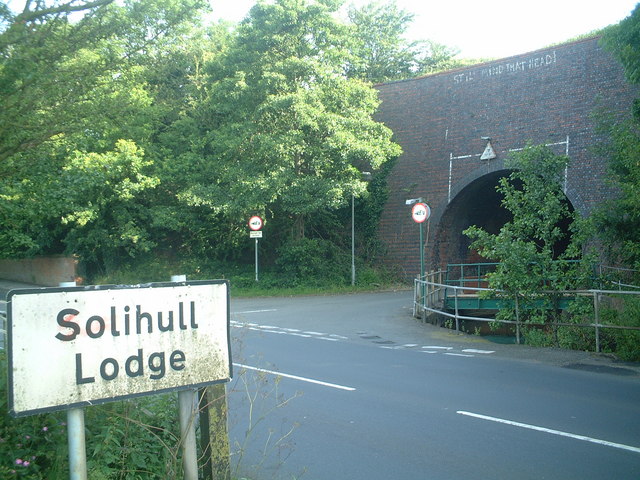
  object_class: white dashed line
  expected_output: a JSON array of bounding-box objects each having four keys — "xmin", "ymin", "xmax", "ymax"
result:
[{"xmin": 234, "ymin": 320, "xmax": 496, "ymax": 358}]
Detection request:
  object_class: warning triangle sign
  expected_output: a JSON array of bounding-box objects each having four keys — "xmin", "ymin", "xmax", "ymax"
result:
[{"xmin": 480, "ymin": 140, "xmax": 497, "ymax": 160}]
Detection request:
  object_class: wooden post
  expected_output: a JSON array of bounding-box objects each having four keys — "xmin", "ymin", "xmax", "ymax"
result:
[{"xmin": 199, "ymin": 386, "xmax": 231, "ymax": 480}]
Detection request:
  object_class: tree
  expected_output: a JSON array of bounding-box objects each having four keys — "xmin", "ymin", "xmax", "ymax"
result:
[
  {"xmin": 463, "ymin": 145, "xmax": 589, "ymax": 330},
  {"xmin": 0, "ymin": 0, "xmax": 208, "ymax": 268},
  {"xmin": 159, "ymin": 0, "xmax": 401, "ymax": 249},
  {"xmin": 596, "ymin": 5, "xmax": 640, "ymax": 271},
  {"xmin": 345, "ymin": 0, "xmax": 461, "ymax": 83}
]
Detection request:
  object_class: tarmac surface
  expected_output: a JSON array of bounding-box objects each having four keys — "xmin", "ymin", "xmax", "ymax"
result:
[{"xmin": 1, "ymin": 280, "xmax": 639, "ymax": 377}]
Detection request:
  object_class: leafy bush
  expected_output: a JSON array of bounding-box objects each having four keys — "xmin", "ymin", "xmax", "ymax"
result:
[
  {"xmin": 0, "ymin": 353, "xmax": 69, "ymax": 479},
  {"xmin": 0, "ymin": 352, "xmax": 183, "ymax": 479},
  {"xmin": 599, "ymin": 295, "xmax": 640, "ymax": 361},
  {"xmin": 275, "ymin": 238, "xmax": 350, "ymax": 287},
  {"xmin": 521, "ymin": 294, "xmax": 640, "ymax": 361}
]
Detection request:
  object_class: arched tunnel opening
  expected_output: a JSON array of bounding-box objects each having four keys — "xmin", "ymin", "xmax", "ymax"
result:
[{"xmin": 434, "ymin": 170, "xmax": 575, "ymax": 268}]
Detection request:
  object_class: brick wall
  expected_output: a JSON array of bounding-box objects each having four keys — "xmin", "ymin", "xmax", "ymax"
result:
[{"xmin": 375, "ymin": 37, "xmax": 640, "ymax": 279}]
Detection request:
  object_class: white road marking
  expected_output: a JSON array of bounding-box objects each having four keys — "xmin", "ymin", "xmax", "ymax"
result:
[
  {"xmin": 457, "ymin": 411, "xmax": 640, "ymax": 454},
  {"xmin": 234, "ymin": 363, "xmax": 356, "ymax": 391},
  {"xmin": 234, "ymin": 322, "xmax": 495, "ymax": 358},
  {"xmin": 234, "ymin": 309, "xmax": 278, "ymax": 314},
  {"xmin": 233, "ymin": 321, "xmax": 347, "ymax": 342}
]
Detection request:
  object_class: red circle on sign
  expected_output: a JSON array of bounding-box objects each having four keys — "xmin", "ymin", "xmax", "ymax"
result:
[
  {"xmin": 248, "ymin": 216, "xmax": 263, "ymax": 231},
  {"xmin": 411, "ymin": 203, "xmax": 430, "ymax": 223}
]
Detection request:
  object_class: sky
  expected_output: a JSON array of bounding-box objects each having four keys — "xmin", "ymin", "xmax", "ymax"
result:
[{"xmin": 208, "ymin": 0, "xmax": 639, "ymax": 59}]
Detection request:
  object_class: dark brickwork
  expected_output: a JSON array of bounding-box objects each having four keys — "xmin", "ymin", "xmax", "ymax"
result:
[{"xmin": 375, "ymin": 37, "xmax": 640, "ymax": 279}]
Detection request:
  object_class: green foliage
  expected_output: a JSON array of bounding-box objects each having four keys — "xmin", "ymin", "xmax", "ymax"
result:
[
  {"xmin": 1, "ymin": 0, "xmax": 468, "ymax": 279},
  {"xmin": 592, "ymin": 116, "xmax": 640, "ymax": 270},
  {"xmin": 463, "ymin": 144, "xmax": 591, "ymax": 327},
  {"xmin": 598, "ymin": 295, "xmax": 640, "ymax": 361},
  {"xmin": 601, "ymin": 4, "xmax": 640, "ymax": 85},
  {"xmin": 0, "ymin": 370, "xmax": 68, "ymax": 479},
  {"xmin": 84, "ymin": 395, "xmax": 182, "ymax": 480},
  {"xmin": 276, "ymin": 237, "xmax": 350, "ymax": 287},
  {"xmin": 162, "ymin": 0, "xmax": 401, "ymax": 244},
  {"xmin": 345, "ymin": 1, "xmax": 461, "ymax": 82},
  {"xmin": 0, "ymin": 351, "xmax": 184, "ymax": 479},
  {"xmin": 521, "ymin": 294, "xmax": 640, "ymax": 362},
  {"xmin": 0, "ymin": 0, "xmax": 208, "ymax": 265},
  {"xmin": 58, "ymin": 141, "xmax": 160, "ymax": 272},
  {"xmin": 594, "ymin": 10, "xmax": 640, "ymax": 272}
]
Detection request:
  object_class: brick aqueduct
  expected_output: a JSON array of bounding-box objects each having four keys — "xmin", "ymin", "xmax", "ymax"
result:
[{"xmin": 374, "ymin": 36, "xmax": 640, "ymax": 279}]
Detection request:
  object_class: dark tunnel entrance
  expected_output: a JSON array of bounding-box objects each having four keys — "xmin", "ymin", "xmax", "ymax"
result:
[{"xmin": 434, "ymin": 170, "xmax": 575, "ymax": 267}]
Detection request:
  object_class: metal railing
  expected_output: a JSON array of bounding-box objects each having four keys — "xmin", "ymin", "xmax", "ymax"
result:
[
  {"xmin": 414, "ymin": 271, "xmax": 640, "ymax": 352},
  {"xmin": 598, "ymin": 265, "xmax": 640, "ymax": 291}
]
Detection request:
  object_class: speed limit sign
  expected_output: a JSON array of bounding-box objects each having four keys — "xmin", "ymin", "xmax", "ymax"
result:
[{"xmin": 411, "ymin": 203, "xmax": 430, "ymax": 223}]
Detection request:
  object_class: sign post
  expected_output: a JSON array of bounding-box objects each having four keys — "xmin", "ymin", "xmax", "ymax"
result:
[
  {"xmin": 410, "ymin": 201, "xmax": 431, "ymax": 306},
  {"xmin": 248, "ymin": 216, "xmax": 263, "ymax": 282},
  {"xmin": 7, "ymin": 279, "xmax": 231, "ymax": 480},
  {"xmin": 55, "ymin": 281, "xmax": 88, "ymax": 480}
]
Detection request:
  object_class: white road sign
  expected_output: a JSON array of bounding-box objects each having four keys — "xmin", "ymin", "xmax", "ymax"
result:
[{"xmin": 8, "ymin": 281, "xmax": 231, "ymax": 416}]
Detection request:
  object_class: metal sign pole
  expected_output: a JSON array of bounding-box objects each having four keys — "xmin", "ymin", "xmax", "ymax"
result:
[
  {"xmin": 419, "ymin": 221, "xmax": 425, "ymax": 304},
  {"xmin": 178, "ymin": 389, "xmax": 198, "ymax": 480},
  {"xmin": 255, "ymin": 239, "xmax": 258, "ymax": 282},
  {"xmin": 248, "ymin": 216, "xmax": 263, "ymax": 282},
  {"xmin": 67, "ymin": 407, "xmax": 87, "ymax": 480},
  {"xmin": 58, "ymin": 280, "xmax": 87, "ymax": 480}
]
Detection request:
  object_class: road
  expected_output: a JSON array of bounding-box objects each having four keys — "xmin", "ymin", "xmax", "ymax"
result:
[{"xmin": 228, "ymin": 291, "xmax": 640, "ymax": 480}]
